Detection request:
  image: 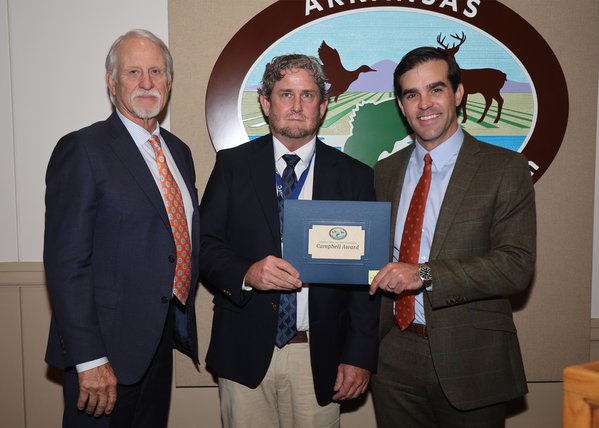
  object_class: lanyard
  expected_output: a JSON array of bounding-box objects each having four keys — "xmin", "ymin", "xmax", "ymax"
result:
[{"xmin": 275, "ymin": 155, "xmax": 313, "ymax": 200}]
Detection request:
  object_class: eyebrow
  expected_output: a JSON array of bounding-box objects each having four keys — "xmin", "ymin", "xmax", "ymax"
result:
[
  {"xmin": 402, "ymin": 80, "xmax": 448, "ymax": 97},
  {"xmin": 277, "ymin": 88, "xmax": 317, "ymax": 93}
]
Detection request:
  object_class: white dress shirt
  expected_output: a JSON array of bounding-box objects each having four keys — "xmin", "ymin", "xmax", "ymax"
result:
[{"xmin": 273, "ymin": 136, "xmax": 316, "ymax": 332}]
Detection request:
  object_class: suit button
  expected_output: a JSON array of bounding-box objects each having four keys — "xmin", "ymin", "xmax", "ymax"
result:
[
  {"xmin": 168, "ymin": 255, "xmax": 176, "ymax": 263},
  {"xmin": 161, "ymin": 296, "xmax": 169, "ymax": 304},
  {"xmin": 272, "ymin": 303, "xmax": 277, "ymax": 310}
]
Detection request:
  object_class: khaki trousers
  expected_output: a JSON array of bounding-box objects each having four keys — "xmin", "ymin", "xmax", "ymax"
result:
[{"xmin": 219, "ymin": 342, "xmax": 340, "ymax": 428}]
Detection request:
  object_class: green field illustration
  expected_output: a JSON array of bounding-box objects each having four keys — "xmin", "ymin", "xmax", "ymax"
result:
[{"xmin": 242, "ymin": 91, "xmax": 534, "ymax": 167}]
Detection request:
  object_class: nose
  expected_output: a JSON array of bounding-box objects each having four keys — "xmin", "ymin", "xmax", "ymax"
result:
[
  {"xmin": 418, "ymin": 93, "xmax": 432, "ymax": 110},
  {"xmin": 139, "ymin": 71, "xmax": 154, "ymax": 90},
  {"xmin": 291, "ymin": 95, "xmax": 302, "ymax": 112}
]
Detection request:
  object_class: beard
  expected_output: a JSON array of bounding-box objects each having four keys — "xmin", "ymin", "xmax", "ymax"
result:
[
  {"xmin": 131, "ymin": 89, "xmax": 162, "ymax": 119},
  {"xmin": 269, "ymin": 112, "xmax": 322, "ymax": 141}
]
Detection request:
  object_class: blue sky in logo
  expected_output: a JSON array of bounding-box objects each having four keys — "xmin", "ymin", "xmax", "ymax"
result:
[{"xmin": 245, "ymin": 9, "xmax": 529, "ymax": 87}]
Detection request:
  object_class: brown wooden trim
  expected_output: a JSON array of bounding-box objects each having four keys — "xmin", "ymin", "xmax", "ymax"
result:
[{"xmin": 0, "ymin": 262, "xmax": 45, "ymax": 286}]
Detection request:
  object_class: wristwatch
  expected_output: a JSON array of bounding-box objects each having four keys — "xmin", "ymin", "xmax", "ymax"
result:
[{"xmin": 418, "ymin": 263, "xmax": 432, "ymax": 287}]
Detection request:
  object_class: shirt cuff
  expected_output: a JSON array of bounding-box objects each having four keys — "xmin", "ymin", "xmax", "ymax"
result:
[
  {"xmin": 76, "ymin": 357, "xmax": 109, "ymax": 373},
  {"xmin": 241, "ymin": 275, "xmax": 253, "ymax": 292}
]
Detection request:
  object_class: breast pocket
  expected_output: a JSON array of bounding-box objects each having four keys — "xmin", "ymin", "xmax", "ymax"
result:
[{"xmin": 453, "ymin": 207, "xmax": 492, "ymax": 225}]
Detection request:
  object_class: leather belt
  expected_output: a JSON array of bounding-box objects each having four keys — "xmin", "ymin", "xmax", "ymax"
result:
[
  {"xmin": 404, "ymin": 323, "xmax": 428, "ymax": 339},
  {"xmin": 288, "ymin": 330, "xmax": 309, "ymax": 344}
]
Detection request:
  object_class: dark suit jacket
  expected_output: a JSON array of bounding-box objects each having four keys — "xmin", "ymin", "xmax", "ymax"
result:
[
  {"xmin": 44, "ymin": 111, "xmax": 200, "ymax": 385},
  {"xmin": 199, "ymin": 134, "xmax": 380, "ymax": 405},
  {"xmin": 375, "ymin": 132, "xmax": 536, "ymax": 410}
]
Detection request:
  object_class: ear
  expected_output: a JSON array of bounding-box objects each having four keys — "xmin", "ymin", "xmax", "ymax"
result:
[
  {"xmin": 106, "ymin": 71, "xmax": 116, "ymax": 97},
  {"xmin": 396, "ymin": 97, "xmax": 406, "ymax": 116},
  {"xmin": 319, "ymin": 98, "xmax": 329, "ymax": 119},
  {"xmin": 454, "ymin": 83, "xmax": 464, "ymax": 107},
  {"xmin": 259, "ymin": 94, "xmax": 270, "ymax": 117}
]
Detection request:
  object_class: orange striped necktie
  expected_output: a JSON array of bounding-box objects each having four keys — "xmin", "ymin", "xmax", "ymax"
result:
[
  {"xmin": 395, "ymin": 153, "xmax": 432, "ymax": 329},
  {"xmin": 148, "ymin": 135, "xmax": 191, "ymax": 304}
]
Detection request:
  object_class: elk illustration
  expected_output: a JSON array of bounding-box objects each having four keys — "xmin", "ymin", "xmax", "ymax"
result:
[{"xmin": 437, "ymin": 32, "xmax": 506, "ymax": 124}]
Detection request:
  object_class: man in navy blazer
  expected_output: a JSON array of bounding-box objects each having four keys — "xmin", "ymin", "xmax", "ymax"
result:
[
  {"xmin": 200, "ymin": 55, "xmax": 380, "ymax": 427},
  {"xmin": 44, "ymin": 29, "xmax": 200, "ymax": 427}
]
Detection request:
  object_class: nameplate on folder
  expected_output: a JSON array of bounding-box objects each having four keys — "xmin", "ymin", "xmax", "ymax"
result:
[{"xmin": 282, "ymin": 200, "xmax": 391, "ymax": 285}]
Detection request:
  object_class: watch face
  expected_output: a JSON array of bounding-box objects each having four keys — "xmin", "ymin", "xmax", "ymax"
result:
[{"xmin": 419, "ymin": 265, "xmax": 432, "ymax": 282}]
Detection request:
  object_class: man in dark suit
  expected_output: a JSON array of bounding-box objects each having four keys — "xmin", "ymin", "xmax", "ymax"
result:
[
  {"xmin": 369, "ymin": 47, "xmax": 536, "ymax": 427},
  {"xmin": 44, "ymin": 29, "xmax": 200, "ymax": 427},
  {"xmin": 200, "ymin": 54, "xmax": 380, "ymax": 427}
]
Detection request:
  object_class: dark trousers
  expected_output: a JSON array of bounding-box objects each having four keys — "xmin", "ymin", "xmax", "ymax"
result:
[
  {"xmin": 371, "ymin": 326, "xmax": 506, "ymax": 428},
  {"xmin": 62, "ymin": 301, "xmax": 176, "ymax": 428}
]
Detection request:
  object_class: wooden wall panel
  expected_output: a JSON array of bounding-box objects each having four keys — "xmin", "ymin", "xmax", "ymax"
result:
[
  {"xmin": 20, "ymin": 286, "xmax": 63, "ymax": 428},
  {"xmin": 0, "ymin": 287, "xmax": 25, "ymax": 428}
]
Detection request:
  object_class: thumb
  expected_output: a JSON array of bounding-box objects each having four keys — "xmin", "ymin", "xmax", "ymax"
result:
[{"xmin": 333, "ymin": 367, "xmax": 344, "ymax": 392}]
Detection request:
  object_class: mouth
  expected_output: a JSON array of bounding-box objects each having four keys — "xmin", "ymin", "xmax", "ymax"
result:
[
  {"xmin": 418, "ymin": 113, "xmax": 441, "ymax": 122},
  {"xmin": 134, "ymin": 94, "xmax": 158, "ymax": 101}
]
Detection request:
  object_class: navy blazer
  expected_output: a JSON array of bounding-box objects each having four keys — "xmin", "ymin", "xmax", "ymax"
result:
[
  {"xmin": 44, "ymin": 111, "xmax": 200, "ymax": 384},
  {"xmin": 199, "ymin": 134, "xmax": 380, "ymax": 405}
]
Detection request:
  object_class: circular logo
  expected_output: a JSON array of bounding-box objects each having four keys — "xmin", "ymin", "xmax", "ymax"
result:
[
  {"xmin": 206, "ymin": 1, "xmax": 568, "ymax": 184},
  {"xmin": 329, "ymin": 227, "xmax": 347, "ymax": 240}
]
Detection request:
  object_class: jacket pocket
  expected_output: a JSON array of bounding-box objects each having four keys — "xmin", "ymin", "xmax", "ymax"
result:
[{"xmin": 469, "ymin": 299, "xmax": 516, "ymax": 333}]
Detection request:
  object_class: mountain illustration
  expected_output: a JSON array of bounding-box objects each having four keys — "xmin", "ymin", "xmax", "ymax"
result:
[{"xmin": 347, "ymin": 60, "xmax": 395, "ymax": 92}]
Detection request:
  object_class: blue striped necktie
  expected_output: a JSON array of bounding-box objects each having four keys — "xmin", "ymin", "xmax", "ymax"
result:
[{"xmin": 276, "ymin": 154, "xmax": 301, "ymax": 347}]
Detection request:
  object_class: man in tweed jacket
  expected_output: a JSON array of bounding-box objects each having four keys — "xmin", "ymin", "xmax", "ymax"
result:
[{"xmin": 369, "ymin": 47, "xmax": 536, "ymax": 427}]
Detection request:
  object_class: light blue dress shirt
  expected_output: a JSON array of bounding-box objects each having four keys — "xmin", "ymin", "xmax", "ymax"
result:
[{"xmin": 393, "ymin": 127, "xmax": 464, "ymax": 324}]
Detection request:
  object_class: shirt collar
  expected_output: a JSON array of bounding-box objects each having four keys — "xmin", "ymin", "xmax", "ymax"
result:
[
  {"xmin": 116, "ymin": 109, "xmax": 161, "ymax": 149},
  {"xmin": 414, "ymin": 126, "xmax": 464, "ymax": 170},
  {"xmin": 272, "ymin": 135, "xmax": 316, "ymax": 167}
]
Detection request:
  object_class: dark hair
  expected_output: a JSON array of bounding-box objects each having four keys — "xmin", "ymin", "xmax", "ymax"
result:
[
  {"xmin": 258, "ymin": 54, "xmax": 328, "ymax": 102},
  {"xmin": 393, "ymin": 47, "xmax": 461, "ymax": 99}
]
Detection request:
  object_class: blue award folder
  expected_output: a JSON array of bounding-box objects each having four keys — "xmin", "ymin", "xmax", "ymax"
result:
[{"xmin": 282, "ymin": 200, "xmax": 391, "ymax": 285}]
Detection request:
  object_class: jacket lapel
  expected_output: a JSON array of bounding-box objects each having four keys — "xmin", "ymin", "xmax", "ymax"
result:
[
  {"xmin": 162, "ymin": 132, "xmax": 198, "ymax": 206},
  {"xmin": 429, "ymin": 133, "xmax": 481, "ymax": 260},
  {"xmin": 249, "ymin": 135, "xmax": 281, "ymax": 249},
  {"xmin": 312, "ymin": 139, "xmax": 340, "ymax": 200},
  {"xmin": 106, "ymin": 112, "xmax": 172, "ymax": 234},
  {"xmin": 387, "ymin": 146, "xmax": 414, "ymax": 240},
  {"xmin": 162, "ymin": 131, "xmax": 201, "ymax": 283}
]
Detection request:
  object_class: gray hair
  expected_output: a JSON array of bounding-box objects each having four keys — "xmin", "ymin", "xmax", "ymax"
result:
[
  {"xmin": 105, "ymin": 29, "xmax": 173, "ymax": 83},
  {"xmin": 258, "ymin": 54, "xmax": 328, "ymax": 102}
]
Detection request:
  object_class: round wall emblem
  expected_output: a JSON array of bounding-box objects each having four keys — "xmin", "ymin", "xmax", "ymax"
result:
[{"xmin": 206, "ymin": 1, "xmax": 568, "ymax": 183}]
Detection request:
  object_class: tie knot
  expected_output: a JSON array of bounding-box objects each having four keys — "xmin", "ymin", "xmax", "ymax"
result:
[
  {"xmin": 424, "ymin": 153, "xmax": 432, "ymax": 165},
  {"xmin": 282, "ymin": 154, "xmax": 301, "ymax": 169},
  {"xmin": 148, "ymin": 135, "xmax": 161, "ymax": 154}
]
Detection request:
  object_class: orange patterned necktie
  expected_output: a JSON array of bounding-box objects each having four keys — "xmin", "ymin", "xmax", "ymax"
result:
[
  {"xmin": 148, "ymin": 135, "xmax": 191, "ymax": 304},
  {"xmin": 395, "ymin": 153, "xmax": 432, "ymax": 329}
]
